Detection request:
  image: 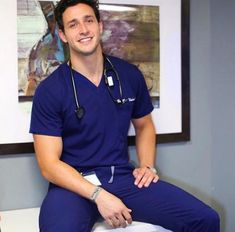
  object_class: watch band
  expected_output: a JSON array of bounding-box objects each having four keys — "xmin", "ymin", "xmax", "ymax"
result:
[
  {"xmin": 147, "ymin": 166, "xmax": 158, "ymax": 174},
  {"xmin": 90, "ymin": 186, "xmax": 103, "ymax": 202}
]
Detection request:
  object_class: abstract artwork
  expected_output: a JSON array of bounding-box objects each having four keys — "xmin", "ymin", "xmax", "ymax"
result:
[
  {"xmin": 0, "ymin": 0, "xmax": 189, "ymax": 155},
  {"xmin": 17, "ymin": 0, "xmax": 160, "ymax": 107}
]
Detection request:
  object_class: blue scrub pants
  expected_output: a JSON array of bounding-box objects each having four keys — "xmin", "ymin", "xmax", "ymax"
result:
[{"xmin": 39, "ymin": 164, "xmax": 220, "ymax": 232}]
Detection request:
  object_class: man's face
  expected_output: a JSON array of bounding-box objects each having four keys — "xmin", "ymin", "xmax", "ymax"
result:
[{"xmin": 59, "ymin": 3, "xmax": 103, "ymax": 57}]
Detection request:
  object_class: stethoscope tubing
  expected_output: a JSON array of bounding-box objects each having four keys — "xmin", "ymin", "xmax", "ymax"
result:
[
  {"xmin": 69, "ymin": 60, "xmax": 80, "ymax": 109},
  {"xmin": 104, "ymin": 56, "xmax": 124, "ymax": 99},
  {"xmin": 69, "ymin": 55, "xmax": 127, "ymax": 120}
]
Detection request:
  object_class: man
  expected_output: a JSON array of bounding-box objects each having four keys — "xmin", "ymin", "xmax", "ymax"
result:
[{"xmin": 30, "ymin": 0, "xmax": 220, "ymax": 231}]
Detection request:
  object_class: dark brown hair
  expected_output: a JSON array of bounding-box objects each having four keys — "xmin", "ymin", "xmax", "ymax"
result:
[{"xmin": 54, "ymin": 0, "xmax": 100, "ymax": 31}]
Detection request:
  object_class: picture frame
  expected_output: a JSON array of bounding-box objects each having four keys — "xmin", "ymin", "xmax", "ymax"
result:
[
  {"xmin": 129, "ymin": 0, "xmax": 190, "ymax": 144},
  {"xmin": 0, "ymin": 0, "xmax": 190, "ymax": 155}
]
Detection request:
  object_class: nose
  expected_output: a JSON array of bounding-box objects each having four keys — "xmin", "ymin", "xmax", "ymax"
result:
[{"xmin": 79, "ymin": 22, "xmax": 89, "ymax": 35}]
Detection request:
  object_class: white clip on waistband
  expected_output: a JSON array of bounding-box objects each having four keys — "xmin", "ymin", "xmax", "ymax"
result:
[{"xmin": 108, "ymin": 166, "xmax": 115, "ymax": 184}]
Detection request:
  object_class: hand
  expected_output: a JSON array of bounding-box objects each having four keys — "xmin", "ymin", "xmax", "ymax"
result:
[
  {"xmin": 95, "ymin": 189, "xmax": 132, "ymax": 228},
  {"xmin": 133, "ymin": 167, "xmax": 159, "ymax": 188}
]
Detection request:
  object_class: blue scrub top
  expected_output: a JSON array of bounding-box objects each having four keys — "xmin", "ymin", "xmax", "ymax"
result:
[{"xmin": 30, "ymin": 56, "xmax": 153, "ymax": 169}]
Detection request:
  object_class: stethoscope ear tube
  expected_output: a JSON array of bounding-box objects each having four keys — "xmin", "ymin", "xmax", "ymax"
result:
[
  {"xmin": 104, "ymin": 56, "xmax": 128, "ymax": 105},
  {"xmin": 69, "ymin": 61, "xmax": 85, "ymax": 120}
]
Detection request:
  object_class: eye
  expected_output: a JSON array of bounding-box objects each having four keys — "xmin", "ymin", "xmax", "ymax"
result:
[
  {"xmin": 87, "ymin": 18, "xmax": 94, "ymax": 23},
  {"xmin": 85, "ymin": 17, "xmax": 94, "ymax": 24},
  {"xmin": 69, "ymin": 23, "xmax": 75, "ymax": 28},
  {"xmin": 68, "ymin": 22, "xmax": 77, "ymax": 29}
]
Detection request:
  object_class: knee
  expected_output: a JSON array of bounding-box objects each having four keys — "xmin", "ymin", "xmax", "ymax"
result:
[
  {"xmin": 205, "ymin": 208, "xmax": 220, "ymax": 229},
  {"xmin": 197, "ymin": 207, "xmax": 220, "ymax": 231}
]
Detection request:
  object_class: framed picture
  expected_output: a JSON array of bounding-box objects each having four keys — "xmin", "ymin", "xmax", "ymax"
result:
[{"xmin": 0, "ymin": 0, "xmax": 190, "ymax": 155}]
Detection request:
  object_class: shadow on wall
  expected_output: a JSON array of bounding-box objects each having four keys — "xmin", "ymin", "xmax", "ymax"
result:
[{"xmin": 211, "ymin": 198, "xmax": 226, "ymax": 232}]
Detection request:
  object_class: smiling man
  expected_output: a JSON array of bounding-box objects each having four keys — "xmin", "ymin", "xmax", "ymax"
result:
[{"xmin": 30, "ymin": 0, "xmax": 220, "ymax": 231}]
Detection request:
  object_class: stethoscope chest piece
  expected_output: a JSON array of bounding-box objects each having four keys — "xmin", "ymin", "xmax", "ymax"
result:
[{"xmin": 75, "ymin": 106, "xmax": 85, "ymax": 120}]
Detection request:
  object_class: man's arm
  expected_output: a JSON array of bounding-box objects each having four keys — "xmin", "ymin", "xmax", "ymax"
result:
[
  {"xmin": 33, "ymin": 134, "xmax": 132, "ymax": 228},
  {"xmin": 33, "ymin": 134, "xmax": 96, "ymax": 196},
  {"xmin": 131, "ymin": 114, "xmax": 159, "ymax": 188}
]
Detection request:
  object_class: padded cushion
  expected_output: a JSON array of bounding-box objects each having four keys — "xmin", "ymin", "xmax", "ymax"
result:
[{"xmin": 0, "ymin": 208, "xmax": 172, "ymax": 232}]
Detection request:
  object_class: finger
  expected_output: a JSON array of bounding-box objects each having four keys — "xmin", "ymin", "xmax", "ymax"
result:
[
  {"xmin": 116, "ymin": 214, "xmax": 127, "ymax": 228},
  {"xmin": 134, "ymin": 170, "xmax": 145, "ymax": 186},
  {"xmin": 137, "ymin": 169, "xmax": 152, "ymax": 188},
  {"xmin": 153, "ymin": 174, "xmax": 159, "ymax": 182},
  {"xmin": 144, "ymin": 173, "xmax": 159, "ymax": 187},
  {"xmin": 138, "ymin": 167, "xmax": 157, "ymax": 188},
  {"xmin": 110, "ymin": 216, "xmax": 120, "ymax": 228},
  {"xmin": 134, "ymin": 174, "xmax": 143, "ymax": 186},
  {"xmin": 144, "ymin": 175, "xmax": 154, "ymax": 187},
  {"xmin": 138, "ymin": 174, "xmax": 149, "ymax": 188},
  {"xmin": 105, "ymin": 218, "xmax": 113, "ymax": 228},
  {"xmin": 122, "ymin": 209, "xmax": 132, "ymax": 225}
]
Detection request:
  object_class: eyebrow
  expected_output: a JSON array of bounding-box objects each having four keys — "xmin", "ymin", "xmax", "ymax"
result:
[
  {"xmin": 84, "ymin": 15, "xmax": 95, "ymax": 20},
  {"xmin": 66, "ymin": 19, "xmax": 77, "ymax": 25},
  {"xmin": 66, "ymin": 15, "xmax": 95, "ymax": 25}
]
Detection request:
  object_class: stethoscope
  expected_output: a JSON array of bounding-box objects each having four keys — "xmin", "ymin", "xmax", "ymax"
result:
[{"xmin": 69, "ymin": 55, "xmax": 129, "ymax": 120}]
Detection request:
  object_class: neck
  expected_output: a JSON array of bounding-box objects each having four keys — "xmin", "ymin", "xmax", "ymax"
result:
[{"xmin": 69, "ymin": 48, "xmax": 104, "ymax": 86}]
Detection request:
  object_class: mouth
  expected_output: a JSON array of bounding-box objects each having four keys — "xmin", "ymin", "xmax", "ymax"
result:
[{"xmin": 78, "ymin": 37, "xmax": 92, "ymax": 43}]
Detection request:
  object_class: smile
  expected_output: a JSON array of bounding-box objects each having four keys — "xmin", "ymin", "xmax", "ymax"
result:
[{"xmin": 79, "ymin": 37, "xmax": 92, "ymax": 43}]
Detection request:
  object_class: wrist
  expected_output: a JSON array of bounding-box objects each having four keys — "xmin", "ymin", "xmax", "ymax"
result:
[
  {"xmin": 90, "ymin": 186, "xmax": 103, "ymax": 203},
  {"xmin": 146, "ymin": 166, "xmax": 158, "ymax": 174}
]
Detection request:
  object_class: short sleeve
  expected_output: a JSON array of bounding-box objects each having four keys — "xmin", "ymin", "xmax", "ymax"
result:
[
  {"xmin": 29, "ymin": 82, "xmax": 63, "ymax": 136},
  {"xmin": 131, "ymin": 67, "xmax": 154, "ymax": 118}
]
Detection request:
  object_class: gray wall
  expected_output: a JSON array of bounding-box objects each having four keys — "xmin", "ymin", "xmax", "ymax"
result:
[
  {"xmin": 0, "ymin": 0, "xmax": 235, "ymax": 231},
  {"xmin": 210, "ymin": 0, "xmax": 235, "ymax": 231}
]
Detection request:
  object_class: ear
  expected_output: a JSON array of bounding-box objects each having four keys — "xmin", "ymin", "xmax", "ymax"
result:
[
  {"xmin": 58, "ymin": 29, "xmax": 68, "ymax": 43},
  {"xmin": 99, "ymin": 21, "xmax": 103, "ymax": 35}
]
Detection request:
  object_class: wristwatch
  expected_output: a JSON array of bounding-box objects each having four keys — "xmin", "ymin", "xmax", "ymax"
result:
[{"xmin": 147, "ymin": 166, "xmax": 158, "ymax": 174}]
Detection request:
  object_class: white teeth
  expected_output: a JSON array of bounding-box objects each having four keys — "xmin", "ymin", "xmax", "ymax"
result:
[{"xmin": 80, "ymin": 37, "xmax": 91, "ymax": 42}]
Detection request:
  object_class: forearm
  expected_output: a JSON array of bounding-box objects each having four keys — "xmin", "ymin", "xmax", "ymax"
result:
[
  {"xmin": 33, "ymin": 134, "xmax": 97, "ymax": 201},
  {"xmin": 134, "ymin": 116, "xmax": 156, "ymax": 168},
  {"xmin": 132, "ymin": 115, "xmax": 159, "ymax": 188},
  {"xmin": 41, "ymin": 159, "xmax": 97, "ymax": 200}
]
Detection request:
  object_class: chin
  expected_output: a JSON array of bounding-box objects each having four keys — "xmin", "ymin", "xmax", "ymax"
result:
[{"xmin": 79, "ymin": 47, "xmax": 100, "ymax": 56}]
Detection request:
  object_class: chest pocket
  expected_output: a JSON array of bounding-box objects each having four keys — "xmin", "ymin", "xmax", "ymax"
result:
[{"xmin": 116, "ymin": 101, "xmax": 134, "ymax": 136}]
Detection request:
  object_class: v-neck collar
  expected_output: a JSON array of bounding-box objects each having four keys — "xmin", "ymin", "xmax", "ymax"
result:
[{"xmin": 66, "ymin": 63, "xmax": 104, "ymax": 89}]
